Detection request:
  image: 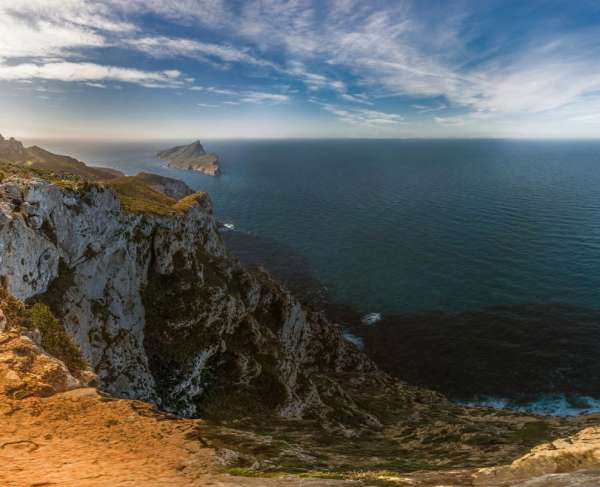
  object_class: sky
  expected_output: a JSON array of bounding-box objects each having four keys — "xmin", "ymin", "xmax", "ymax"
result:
[{"xmin": 3, "ymin": 0, "xmax": 600, "ymax": 139}]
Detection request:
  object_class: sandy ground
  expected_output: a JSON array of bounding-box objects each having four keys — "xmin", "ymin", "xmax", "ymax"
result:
[{"xmin": 0, "ymin": 388, "xmax": 361, "ymax": 487}]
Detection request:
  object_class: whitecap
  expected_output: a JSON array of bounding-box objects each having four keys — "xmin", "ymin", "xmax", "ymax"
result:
[
  {"xmin": 459, "ymin": 394, "xmax": 600, "ymax": 416},
  {"xmin": 342, "ymin": 330, "xmax": 364, "ymax": 350},
  {"xmin": 361, "ymin": 312, "xmax": 382, "ymax": 326},
  {"xmin": 222, "ymin": 223, "xmax": 235, "ymax": 230}
]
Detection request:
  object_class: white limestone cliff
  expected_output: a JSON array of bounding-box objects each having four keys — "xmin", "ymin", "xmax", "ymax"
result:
[{"xmin": 0, "ymin": 175, "xmax": 375, "ymax": 420}]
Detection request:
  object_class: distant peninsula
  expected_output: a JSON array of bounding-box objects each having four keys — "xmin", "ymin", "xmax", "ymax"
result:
[
  {"xmin": 157, "ymin": 140, "xmax": 220, "ymax": 176},
  {"xmin": 0, "ymin": 134, "xmax": 123, "ymax": 180}
]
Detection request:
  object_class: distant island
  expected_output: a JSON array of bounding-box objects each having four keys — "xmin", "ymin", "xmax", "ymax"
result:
[{"xmin": 157, "ymin": 140, "xmax": 220, "ymax": 176}]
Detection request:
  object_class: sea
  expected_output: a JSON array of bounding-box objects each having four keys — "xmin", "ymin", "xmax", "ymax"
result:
[{"xmin": 28, "ymin": 138, "xmax": 600, "ymax": 415}]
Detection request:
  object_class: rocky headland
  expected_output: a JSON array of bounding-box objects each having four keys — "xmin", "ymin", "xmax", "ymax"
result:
[
  {"xmin": 0, "ymin": 134, "xmax": 123, "ymax": 180},
  {"xmin": 157, "ymin": 140, "xmax": 220, "ymax": 176},
  {"xmin": 2, "ymin": 134, "xmax": 600, "ymax": 486}
]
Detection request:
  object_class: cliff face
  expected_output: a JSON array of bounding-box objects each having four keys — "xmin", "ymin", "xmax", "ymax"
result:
[{"xmin": 0, "ymin": 174, "xmax": 374, "ymax": 420}]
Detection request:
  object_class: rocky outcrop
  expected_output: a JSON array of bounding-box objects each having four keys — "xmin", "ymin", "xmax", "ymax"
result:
[
  {"xmin": 0, "ymin": 331, "xmax": 87, "ymax": 398},
  {"xmin": 474, "ymin": 426, "xmax": 600, "ymax": 486},
  {"xmin": 0, "ymin": 134, "xmax": 28, "ymax": 161},
  {"xmin": 157, "ymin": 140, "xmax": 220, "ymax": 176},
  {"xmin": 0, "ymin": 172, "xmax": 376, "ymax": 422}
]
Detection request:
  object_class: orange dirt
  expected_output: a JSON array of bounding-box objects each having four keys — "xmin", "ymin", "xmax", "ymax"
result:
[{"xmin": 0, "ymin": 388, "xmax": 354, "ymax": 486}]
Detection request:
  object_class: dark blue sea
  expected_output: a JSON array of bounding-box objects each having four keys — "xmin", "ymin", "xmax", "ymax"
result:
[{"xmin": 29, "ymin": 138, "xmax": 600, "ymax": 414}]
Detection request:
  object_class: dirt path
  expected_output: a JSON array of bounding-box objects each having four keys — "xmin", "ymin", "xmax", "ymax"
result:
[{"xmin": 0, "ymin": 388, "xmax": 360, "ymax": 487}]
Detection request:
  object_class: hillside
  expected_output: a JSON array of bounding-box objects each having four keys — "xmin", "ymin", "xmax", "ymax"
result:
[{"xmin": 0, "ymin": 134, "xmax": 123, "ymax": 180}]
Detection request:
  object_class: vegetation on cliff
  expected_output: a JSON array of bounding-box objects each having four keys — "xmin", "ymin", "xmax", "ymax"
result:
[
  {"xmin": 106, "ymin": 175, "xmax": 207, "ymax": 215},
  {"xmin": 0, "ymin": 288, "xmax": 86, "ymax": 372}
]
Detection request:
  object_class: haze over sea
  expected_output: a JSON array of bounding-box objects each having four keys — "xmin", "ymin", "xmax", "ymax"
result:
[{"xmin": 31, "ymin": 138, "xmax": 600, "ymax": 414}]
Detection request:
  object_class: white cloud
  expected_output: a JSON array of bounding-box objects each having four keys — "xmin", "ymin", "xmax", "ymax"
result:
[
  {"xmin": 203, "ymin": 86, "xmax": 239, "ymax": 96},
  {"xmin": 0, "ymin": 61, "xmax": 186, "ymax": 88},
  {"xmin": 240, "ymin": 92, "xmax": 289, "ymax": 103},
  {"xmin": 132, "ymin": 36, "xmax": 275, "ymax": 68},
  {"xmin": 340, "ymin": 93, "xmax": 372, "ymax": 105},
  {"xmin": 434, "ymin": 116, "xmax": 465, "ymax": 126},
  {"xmin": 0, "ymin": 5, "xmax": 107, "ymax": 59},
  {"xmin": 6, "ymin": 0, "xmax": 600, "ymax": 136},
  {"xmin": 413, "ymin": 103, "xmax": 446, "ymax": 113},
  {"xmin": 197, "ymin": 103, "xmax": 219, "ymax": 108},
  {"xmin": 285, "ymin": 61, "xmax": 346, "ymax": 93},
  {"xmin": 225, "ymin": 1, "xmax": 600, "ymax": 124},
  {"xmin": 322, "ymin": 104, "xmax": 403, "ymax": 126},
  {"xmin": 110, "ymin": 0, "xmax": 230, "ymax": 28},
  {"xmin": 189, "ymin": 86, "xmax": 289, "ymax": 104}
]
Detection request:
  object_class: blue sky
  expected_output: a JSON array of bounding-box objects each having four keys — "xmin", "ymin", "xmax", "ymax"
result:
[{"xmin": 3, "ymin": 0, "xmax": 600, "ymax": 139}]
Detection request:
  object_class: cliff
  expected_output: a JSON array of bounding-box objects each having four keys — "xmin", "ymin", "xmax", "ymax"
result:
[
  {"xmin": 157, "ymin": 140, "xmax": 221, "ymax": 176},
  {"xmin": 2, "ymin": 138, "xmax": 600, "ymax": 485},
  {"xmin": 0, "ymin": 166, "xmax": 379, "ymax": 423}
]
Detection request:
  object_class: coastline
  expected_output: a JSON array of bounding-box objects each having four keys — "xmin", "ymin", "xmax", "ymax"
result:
[{"xmin": 225, "ymin": 228, "xmax": 600, "ymax": 416}]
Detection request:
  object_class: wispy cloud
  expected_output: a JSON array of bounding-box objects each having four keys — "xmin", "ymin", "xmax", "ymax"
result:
[
  {"xmin": 0, "ymin": 61, "xmax": 186, "ymax": 88},
  {"xmin": 111, "ymin": 0, "xmax": 231, "ymax": 28},
  {"xmin": 6, "ymin": 1, "xmax": 600, "ymax": 137},
  {"xmin": 322, "ymin": 104, "xmax": 403, "ymax": 126},
  {"xmin": 413, "ymin": 103, "xmax": 446, "ymax": 113},
  {"xmin": 240, "ymin": 91, "xmax": 289, "ymax": 103},
  {"xmin": 132, "ymin": 36, "xmax": 275, "ymax": 68},
  {"xmin": 340, "ymin": 93, "xmax": 372, "ymax": 105},
  {"xmin": 190, "ymin": 86, "xmax": 289, "ymax": 104},
  {"xmin": 434, "ymin": 116, "xmax": 466, "ymax": 126},
  {"xmin": 0, "ymin": 2, "xmax": 110, "ymax": 59},
  {"xmin": 285, "ymin": 61, "xmax": 346, "ymax": 93}
]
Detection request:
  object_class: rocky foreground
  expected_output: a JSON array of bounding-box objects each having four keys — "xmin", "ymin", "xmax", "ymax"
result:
[
  {"xmin": 1, "ymin": 135, "xmax": 600, "ymax": 485},
  {"xmin": 3, "ymin": 329, "xmax": 600, "ymax": 486}
]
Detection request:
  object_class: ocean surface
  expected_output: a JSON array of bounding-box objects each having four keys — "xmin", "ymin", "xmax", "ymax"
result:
[{"xmin": 29, "ymin": 138, "xmax": 600, "ymax": 415}]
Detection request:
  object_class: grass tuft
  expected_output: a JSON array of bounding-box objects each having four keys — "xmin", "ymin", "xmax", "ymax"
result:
[
  {"xmin": 30, "ymin": 302, "xmax": 87, "ymax": 371},
  {"xmin": 172, "ymin": 192, "xmax": 207, "ymax": 212},
  {"xmin": 0, "ymin": 287, "xmax": 86, "ymax": 373}
]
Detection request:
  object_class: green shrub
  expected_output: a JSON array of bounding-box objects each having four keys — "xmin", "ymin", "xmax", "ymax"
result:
[
  {"xmin": 30, "ymin": 302, "xmax": 87, "ymax": 371},
  {"xmin": 509, "ymin": 421, "xmax": 552, "ymax": 447}
]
